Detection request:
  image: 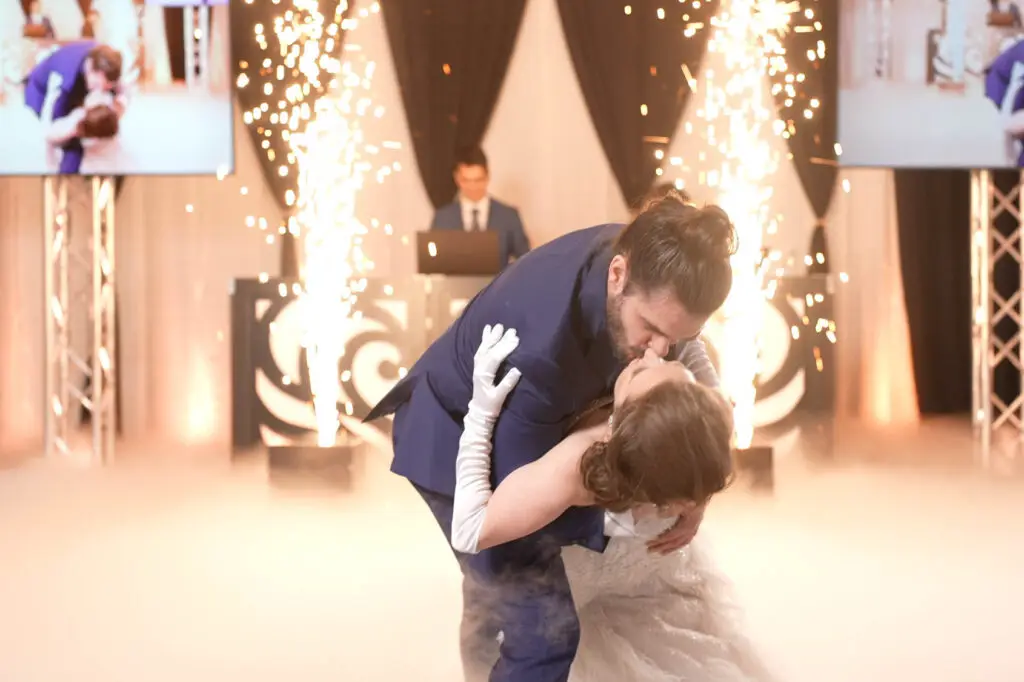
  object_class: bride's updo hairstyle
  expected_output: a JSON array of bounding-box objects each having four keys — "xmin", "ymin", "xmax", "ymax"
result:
[
  {"xmin": 613, "ymin": 191, "xmax": 737, "ymax": 317},
  {"xmin": 578, "ymin": 379, "xmax": 734, "ymax": 512}
]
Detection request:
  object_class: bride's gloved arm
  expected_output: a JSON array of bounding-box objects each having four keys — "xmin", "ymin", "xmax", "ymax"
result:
[
  {"xmin": 451, "ymin": 405, "xmax": 501, "ymax": 555},
  {"xmin": 451, "ymin": 325, "xmax": 584, "ymax": 554},
  {"xmin": 44, "ymin": 108, "xmax": 87, "ymax": 145},
  {"xmin": 451, "ymin": 324, "xmax": 520, "ymax": 554}
]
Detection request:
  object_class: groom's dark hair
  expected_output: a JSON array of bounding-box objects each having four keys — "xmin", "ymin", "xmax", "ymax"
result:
[
  {"xmin": 630, "ymin": 182, "xmax": 692, "ymax": 213},
  {"xmin": 87, "ymin": 44, "xmax": 123, "ymax": 83},
  {"xmin": 614, "ymin": 195, "xmax": 736, "ymax": 317}
]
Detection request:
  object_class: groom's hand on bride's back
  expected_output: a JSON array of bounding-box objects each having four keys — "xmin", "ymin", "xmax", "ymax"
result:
[{"xmin": 646, "ymin": 502, "xmax": 706, "ymax": 555}]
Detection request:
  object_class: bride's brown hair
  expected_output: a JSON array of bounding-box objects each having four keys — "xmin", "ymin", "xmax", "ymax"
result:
[
  {"xmin": 578, "ymin": 380, "xmax": 734, "ymax": 513},
  {"xmin": 79, "ymin": 105, "xmax": 119, "ymax": 140}
]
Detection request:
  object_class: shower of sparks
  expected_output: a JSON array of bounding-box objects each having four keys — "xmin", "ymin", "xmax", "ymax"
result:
[
  {"xmin": 277, "ymin": 1, "xmax": 399, "ymax": 446},
  {"xmin": 688, "ymin": 0, "xmax": 799, "ymax": 449}
]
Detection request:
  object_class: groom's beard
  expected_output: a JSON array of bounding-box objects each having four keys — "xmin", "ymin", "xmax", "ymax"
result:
[{"xmin": 606, "ymin": 292, "xmax": 642, "ymax": 362}]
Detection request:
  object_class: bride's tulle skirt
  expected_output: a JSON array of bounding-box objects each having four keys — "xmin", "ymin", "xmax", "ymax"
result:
[{"xmin": 563, "ymin": 535, "xmax": 775, "ymax": 682}]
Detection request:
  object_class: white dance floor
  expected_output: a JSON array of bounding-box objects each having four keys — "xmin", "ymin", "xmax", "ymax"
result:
[
  {"xmin": 0, "ymin": 85, "xmax": 233, "ymax": 176},
  {"xmin": 1, "ymin": 421, "xmax": 1023, "ymax": 682}
]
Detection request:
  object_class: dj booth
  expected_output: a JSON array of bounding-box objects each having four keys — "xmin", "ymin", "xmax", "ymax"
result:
[{"xmin": 230, "ymin": 273, "xmax": 836, "ymax": 456}]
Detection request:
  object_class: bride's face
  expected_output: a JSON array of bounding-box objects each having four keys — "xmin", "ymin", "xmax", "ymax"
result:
[
  {"xmin": 612, "ymin": 348, "xmax": 694, "ymax": 409},
  {"xmin": 84, "ymin": 89, "xmax": 115, "ymax": 109}
]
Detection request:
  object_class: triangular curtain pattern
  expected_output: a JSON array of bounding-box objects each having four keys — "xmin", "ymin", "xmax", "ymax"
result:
[
  {"xmin": 556, "ymin": 0, "xmax": 715, "ymax": 209},
  {"xmin": 381, "ymin": 0, "xmax": 529, "ymax": 209}
]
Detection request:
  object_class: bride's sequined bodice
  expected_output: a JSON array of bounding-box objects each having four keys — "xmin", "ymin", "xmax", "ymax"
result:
[{"xmin": 565, "ymin": 517, "xmax": 680, "ymax": 608}]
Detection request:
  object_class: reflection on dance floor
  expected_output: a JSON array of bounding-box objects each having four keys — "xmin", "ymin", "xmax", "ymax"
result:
[{"xmin": 0, "ymin": 84, "xmax": 233, "ymax": 175}]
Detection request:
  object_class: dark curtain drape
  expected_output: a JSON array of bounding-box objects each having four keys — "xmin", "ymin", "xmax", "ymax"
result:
[
  {"xmin": 774, "ymin": 0, "xmax": 839, "ymax": 274},
  {"xmin": 164, "ymin": 8, "xmax": 186, "ymax": 82},
  {"xmin": 894, "ymin": 170, "xmax": 974, "ymax": 414},
  {"xmin": 556, "ymin": 0, "xmax": 713, "ymax": 209},
  {"xmin": 896, "ymin": 170, "xmax": 1024, "ymax": 414},
  {"xmin": 381, "ymin": 0, "xmax": 528, "ymax": 209},
  {"xmin": 228, "ymin": 2, "xmax": 353, "ymax": 276},
  {"xmin": 166, "ymin": 9, "xmax": 222, "ymax": 85}
]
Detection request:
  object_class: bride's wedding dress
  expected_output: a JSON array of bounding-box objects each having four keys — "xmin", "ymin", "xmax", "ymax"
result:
[
  {"xmin": 450, "ymin": 336, "xmax": 773, "ymax": 682},
  {"xmin": 563, "ymin": 516, "xmax": 774, "ymax": 682}
]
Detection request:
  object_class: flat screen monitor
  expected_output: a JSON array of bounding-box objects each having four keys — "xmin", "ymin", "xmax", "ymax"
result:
[
  {"xmin": 0, "ymin": 0, "xmax": 233, "ymax": 176},
  {"xmin": 837, "ymin": 0, "xmax": 1024, "ymax": 168},
  {"xmin": 416, "ymin": 230, "xmax": 503, "ymax": 277}
]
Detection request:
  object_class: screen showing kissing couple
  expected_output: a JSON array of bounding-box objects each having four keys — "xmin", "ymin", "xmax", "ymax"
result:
[
  {"xmin": 838, "ymin": 0, "xmax": 1024, "ymax": 169},
  {"xmin": 0, "ymin": 0, "xmax": 233, "ymax": 176}
]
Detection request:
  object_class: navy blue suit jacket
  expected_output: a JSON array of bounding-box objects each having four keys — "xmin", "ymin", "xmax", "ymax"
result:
[
  {"xmin": 430, "ymin": 197, "xmax": 531, "ymax": 266},
  {"xmin": 369, "ymin": 223, "xmax": 720, "ymax": 553},
  {"xmin": 370, "ymin": 224, "xmax": 621, "ymax": 550},
  {"xmin": 985, "ymin": 39, "xmax": 1024, "ymax": 107}
]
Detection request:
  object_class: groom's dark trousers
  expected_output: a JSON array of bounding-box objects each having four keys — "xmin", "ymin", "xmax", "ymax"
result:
[{"xmin": 367, "ymin": 224, "xmax": 718, "ymax": 682}]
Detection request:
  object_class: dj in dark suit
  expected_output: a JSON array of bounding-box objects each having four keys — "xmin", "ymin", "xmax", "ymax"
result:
[
  {"xmin": 430, "ymin": 146, "xmax": 530, "ymax": 267},
  {"xmin": 368, "ymin": 196, "xmax": 736, "ymax": 682}
]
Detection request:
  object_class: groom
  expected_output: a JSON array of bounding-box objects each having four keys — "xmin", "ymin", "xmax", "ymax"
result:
[
  {"xmin": 985, "ymin": 38, "xmax": 1024, "ymax": 166},
  {"xmin": 367, "ymin": 196, "xmax": 734, "ymax": 682},
  {"xmin": 24, "ymin": 42, "xmax": 124, "ymax": 174}
]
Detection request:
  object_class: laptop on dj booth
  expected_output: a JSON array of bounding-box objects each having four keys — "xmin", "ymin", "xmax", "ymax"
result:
[{"xmin": 416, "ymin": 230, "xmax": 503, "ymax": 277}]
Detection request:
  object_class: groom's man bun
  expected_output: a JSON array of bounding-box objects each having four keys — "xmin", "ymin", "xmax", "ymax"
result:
[
  {"xmin": 631, "ymin": 182, "xmax": 692, "ymax": 214},
  {"xmin": 614, "ymin": 197, "xmax": 737, "ymax": 317}
]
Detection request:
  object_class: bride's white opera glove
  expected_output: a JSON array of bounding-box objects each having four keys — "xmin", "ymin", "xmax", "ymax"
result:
[
  {"xmin": 451, "ymin": 324, "xmax": 522, "ymax": 555},
  {"xmin": 467, "ymin": 324, "xmax": 522, "ymax": 422}
]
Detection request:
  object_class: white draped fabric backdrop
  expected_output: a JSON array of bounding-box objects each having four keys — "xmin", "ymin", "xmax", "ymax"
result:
[{"xmin": 0, "ymin": 0, "xmax": 919, "ymax": 457}]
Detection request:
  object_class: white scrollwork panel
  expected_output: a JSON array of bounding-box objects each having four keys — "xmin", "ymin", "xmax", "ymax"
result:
[
  {"xmin": 348, "ymin": 299, "xmax": 408, "ymax": 414},
  {"xmin": 702, "ymin": 296, "xmax": 807, "ymax": 430},
  {"xmin": 254, "ymin": 294, "xmax": 410, "ymax": 444}
]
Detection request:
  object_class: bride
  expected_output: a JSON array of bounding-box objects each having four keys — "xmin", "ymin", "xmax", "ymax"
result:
[{"xmin": 452, "ymin": 324, "xmax": 776, "ymax": 682}]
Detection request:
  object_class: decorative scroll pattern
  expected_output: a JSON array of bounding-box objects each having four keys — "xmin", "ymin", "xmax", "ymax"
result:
[
  {"xmin": 231, "ymin": 276, "xmax": 834, "ymax": 451},
  {"xmin": 704, "ymin": 275, "xmax": 834, "ymax": 437},
  {"xmin": 230, "ymin": 278, "xmax": 424, "ymax": 450}
]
